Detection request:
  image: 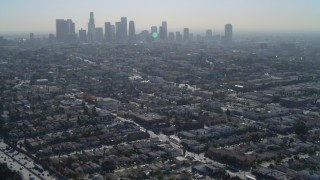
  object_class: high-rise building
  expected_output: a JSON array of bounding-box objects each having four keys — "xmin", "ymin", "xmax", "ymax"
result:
[
  {"xmin": 151, "ymin": 26, "xmax": 157, "ymax": 33},
  {"xmin": 159, "ymin": 21, "xmax": 167, "ymax": 40},
  {"xmin": 189, "ymin": 33, "xmax": 194, "ymax": 41},
  {"xmin": 105, "ymin": 22, "xmax": 112, "ymax": 41},
  {"xmin": 224, "ymin": 24, "xmax": 232, "ymax": 43},
  {"xmin": 88, "ymin": 12, "xmax": 96, "ymax": 41},
  {"xmin": 168, "ymin": 32, "xmax": 175, "ymax": 41},
  {"xmin": 49, "ymin": 33, "xmax": 55, "ymax": 42},
  {"xmin": 56, "ymin": 19, "xmax": 76, "ymax": 42},
  {"xmin": 115, "ymin": 22, "xmax": 121, "ymax": 41},
  {"xmin": 79, "ymin": 29, "xmax": 87, "ymax": 42},
  {"xmin": 56, "ymin": 19, "xmax": 66, "ymax": 42},
  {"xmin": 140, "ymin": 30, "xmax": 149, "ymax": 41},
  {"xmin": 159, "ymin": 26, "xmax": 164, "ymax": 39},
  {"xmin": 30, "ymin": 33, "xmax": 34, "ymax": 40},
  {"xmin": 183, "ymin": 28, "xmax": 189, "ymax": 41},
  {"xmin": 67, "ymin": 19, "xmax": 75, "ymax": 34},
  {"xmin": 128, "ymin": 21, "xmax": 135, "ymax": 41},
  {"xmin": 206, "ymin": 29, "xmax": 213, "ymax": 40},
  {"xmin": 176, "ymin": 32, "xmax": 182, "ymax": 42},
  {"xmin": 196, "ymin": 34, "xmax": 203, "ymax": 42},
  {"xmin": 95, "ymin": 27, "xmax": 103, "ymax": 41},
  {"xmin": 110, "ymin": 25, "xmax": 115, "ymax": 39},
  {"xmin": 67, "ymin": 19, "xmax": 76, "ymax": 41},
  {"xmin": 121, "ymin": 17, "xmax": 127, "ymax": 40}
]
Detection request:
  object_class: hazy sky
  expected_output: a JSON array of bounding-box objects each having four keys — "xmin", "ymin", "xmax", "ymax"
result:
[{"xmin": 0, "ymin": 0, "xmax": 320, "ymax": 35}]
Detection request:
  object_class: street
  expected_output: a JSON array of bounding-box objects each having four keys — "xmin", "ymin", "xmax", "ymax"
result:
[
  {"xmin": 0, "ymin": 140, "xmax": 56, "ymax": 180},
  {"xmin": 112, "ymin": 113, "xmax": 256, "ymax": 179}
]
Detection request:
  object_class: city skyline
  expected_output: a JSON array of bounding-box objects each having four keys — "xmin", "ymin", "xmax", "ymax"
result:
[{"xmin": 1, "ymin": 0, "xmax": 320, "ymax": 35}]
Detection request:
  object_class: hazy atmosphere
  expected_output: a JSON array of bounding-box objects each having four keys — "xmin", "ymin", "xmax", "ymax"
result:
[
  {"xmin": 1, "ymin": 1, "xmax": 320, "ymax": 180},
  {"xmin": 1, "ymin": 0, "xmax": 320, "ymax": 34}
]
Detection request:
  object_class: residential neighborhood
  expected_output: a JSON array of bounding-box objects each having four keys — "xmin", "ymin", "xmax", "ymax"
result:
[{"xmin": 0, "ymin": 32, "xmax": 319, "ymax": 179}]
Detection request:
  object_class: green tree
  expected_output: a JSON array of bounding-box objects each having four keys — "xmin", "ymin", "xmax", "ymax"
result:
[
  {"xmin": 226, "ymin": 109, "xmax": 231, "ymax": 116},
  {"xmin": 0, "ymin": 163, "xmax": 22, "ymax": 180},
  {"xmin": 83, "ymin": 106, "xmax": 89, "ymax": 115},
  {"xmin": 293, "ymin": 122, "xmax": 309, "ymax": 135},
  {"xmin": 155, "ymin": 170, "xmax": 164, "ymax": 180},
  {"xmin": 101, "ymin": 160, "xmax": 116, "ymax": 172}
]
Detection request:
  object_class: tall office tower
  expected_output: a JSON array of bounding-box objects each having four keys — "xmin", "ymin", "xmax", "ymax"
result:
[
  {"xmin": 95, "ymin": 27, "xmax": 103, "ymax": 41},
  {"xmin": 69, "ymin": 21, "xmax": 77, "ymax": 41},
  {"xmin": 224, "ymin": 24, "xmax": 232, "ymax": 43},
  {"xmin": 128, "ymin": 21, "xmax": 135, "ymax": 41},
  {"xmin": 48, "ymin": 33, "xmax": 54, "ymax": 39},
  {"xmin": 183, "ymin": 28, "xmax": 189, "ymax": 41},
  {"xmin": 49, "ymin": 33, "xmax": 55, "ymax": 42},
  {"xmin": 168, "ymin": 32, "xmax": 175, "ymax": 41},
  {"xmin": 111, "ymin": 25, "xmax": 115, "ymax": 39},
  {"xmin": 140, "ymin": 30, "xmax": 149, "ymax": 41},
  {"xmin": 159, "ymin": 21, "xmax": 167, "ymax": 40},
  {"xmin": 121, "ymin": 17, "xmax": 127, "ymax": 40},
  {"xmin": 176, "ymin": 32, "xmax": 182, "ymax": 42},
  {"xmin": 206, "ymin": 29, "xmax": 213, "ymax": 40},
  {"xmin": 87, "ymin": 12, "xmax": 96, "ymax": 41},
  {"xmin": 151, "ymin": 26, "xmax": 157, "ymax": 33},
  {"xmin": 30, "ymin": 33, "xmax": 34, "ymax": 40},
  {"xmin": 196, "ymin": 34, "xmax": 202, "ymax": 42},
  {"xmin": 67, "ymin": 19, "xmax": 75, "ymax": 34},
  {"xmin": 189, "ymin": 33, "xmax": 194, "ymax": 41},
  {"xmin": 56, "ymin": 19, "xmax": 76, "ymax": 42},
  {"xmin": 159, "ymin": 26, "xmax": 164, "ymax": 39},
  {"xmin": 56, "ymin": 19, "xmax": 67, "ymax": 41},
  {"xmin": 115, "ymin": 22, "xmax": 121, "ymax": 41},
  {"xmin": 79, "ymin": 29, "xmax": 87, "ymax": 42},
  {"xmin": 66, "ymin": 19, "xmax": 77, "ymax": 42},
  {"xmin": 105, "ymin": 22, "xmax": 112, "ymax": 41},
  {"xmin": 70, "ymin": 22, "xmax": 75, "ymax": 34}
]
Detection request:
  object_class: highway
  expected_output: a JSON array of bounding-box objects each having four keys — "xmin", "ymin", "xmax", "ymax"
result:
[{"xmin": 0, "ymin": 140, "xmax": 56, "ymax": 180}]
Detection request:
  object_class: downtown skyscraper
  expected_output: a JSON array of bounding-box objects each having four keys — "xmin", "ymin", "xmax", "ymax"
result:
[
  {"xmin": 224, "ymin": 24, "xmax": 232, "ymax": 43},
  {"xmin": 56, "ymin": 19, "xmax": 76, "ymax": 42},
  {"xmin": 115, "ymin": 22, "xmax": 121, "ymax": 41},
  {"xmin": 206, "ymin": 29, "xmax": 213, "ymax": 40},
  {"xmin": 79, "ymin": 28, "xmax": 87, "ymax": 42},
  {"xmin": 183, "ymin": 28, "xmax": 189, "ymax": 41},
  {"xmin": 159, "ymin": 21, "xmax": 167, "ymax": 40},
  {"xmin": 151, "ymin": 26, "xmax": 157, "ymax": 33},
  {"xmin": 128, "ymin": 21, "xmax": 135, "ymax": 41},
  {"xmin": 105, "ymin": 22, "xmax": 112, "ymax": 41},
  {"xmin": 121, "ymin": 17, "xmax": 127, "ymax": 40},
  {"xmin": 168, "ymin": 32, "xmax": 175, "ymax": 41},
  {"xmin": 176, "ymin": 32, "xmax": 182, "ymax": 42},
  {"xmin": 87, "ymin": 12, "xmax": 96, "ymax": 41},
  {"xmin": 95, "ymin": 27, "xmax": 103, "ymax": 41}
]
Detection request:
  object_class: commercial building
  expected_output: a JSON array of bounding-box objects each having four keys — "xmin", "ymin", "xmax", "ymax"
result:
[
  {"xmin": 129, "ymin": 21, "xmax": 135, "ymax": 41},
  {"xmin": 183, "ymin": 28, "xmax": 189, "ymax": 41},
  {"xmin": 87, "ymin": 12, "xmax": 96, "ymax": 41},
  {"xmin": 121, "ymin": 17, "xmax": 127, "ymax": 40},
  {"xmin": 224, "ymin": 24, "xmax": 232, "ymax": 43},
  {"xmin": 105, "ymin": 22, "xmax": 112, "ymax": 41},
  {"xmin": 56, "ymin": 19, "xmax": 76, "ymax": 42},
  {"xmin": 206, "ymin": 29, "xmax": 213, "ymax": 40},
  {"xmin": 79, "ymin": 29, "xmax": 87, "ymax": 42},
  {"xmin": 95, "ymin": 27, "xmax": 103, "ymax": 41},
  {"xmin": 115, "ymin": 22, "xmax": 121, "ymax": 41},
  {"xmin": 151, "ymin": 26, "xmax": 158, "ymax": 34},
  {"xmin": 176, "ymin": 32, "xmax": 182, "ymax": 42},
  {"xmin": 168, "ymin": 32, "xmax": 175, "ymax": 41},
  {"xmin": 159, "ymin": 21, "xmax": 167, "ymax": 40}
]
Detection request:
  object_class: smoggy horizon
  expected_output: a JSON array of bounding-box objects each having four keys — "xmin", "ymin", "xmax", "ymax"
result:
[{"xmin": 1, "ymin": 0, "xmax": 320, "ymax": 36}]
